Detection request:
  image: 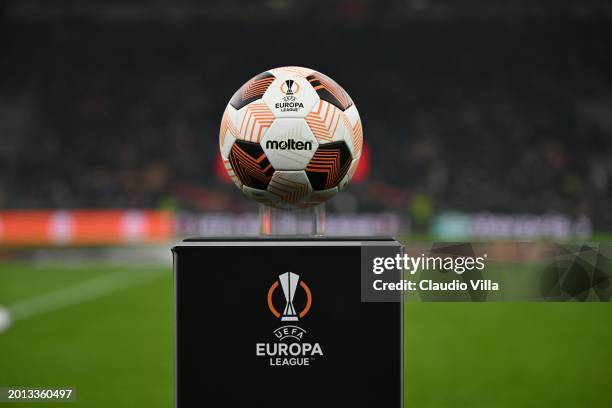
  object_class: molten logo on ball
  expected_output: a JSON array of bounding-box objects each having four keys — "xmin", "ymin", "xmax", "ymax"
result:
[{"xmin": 265, "ymin": 139, "xmax": 313, "ymax": 151}]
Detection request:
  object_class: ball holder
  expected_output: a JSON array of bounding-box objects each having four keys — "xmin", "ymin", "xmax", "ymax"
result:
[
  {"xmin": 172, "ymin": 204, "xmax": 403, "ymax": 407},
  {"xmin": 259, "ymin": 204, "xmax": 327, "ymax": 236}
]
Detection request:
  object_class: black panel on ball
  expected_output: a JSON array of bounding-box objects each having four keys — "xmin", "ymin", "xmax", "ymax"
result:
[
  {"xmin": 229, "ymin": 71, "xmax": 276, "ymax": 110},
  {"xmin": 306, "ymin": 72, "xmax": 353, "ymax": 111},
  {"xmin": 305, "ymin": 141, "xmax": 352, "ymax": 191},
  {"xmin": 228, "ymin": 140, "xmax": 275, "ymax": 190}
]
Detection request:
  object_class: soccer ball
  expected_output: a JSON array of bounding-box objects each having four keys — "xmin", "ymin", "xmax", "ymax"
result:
[{"xmin": 219, "ymin": 66, "xmax": 362, "ymax": 209}]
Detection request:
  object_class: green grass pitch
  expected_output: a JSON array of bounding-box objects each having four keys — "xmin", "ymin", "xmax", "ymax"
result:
[{"xmin": 0, "ymin": 262, "xmax": 610, "ymax": 407}]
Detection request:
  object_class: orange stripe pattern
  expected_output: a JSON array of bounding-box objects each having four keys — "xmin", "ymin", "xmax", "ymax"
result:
[
  {"xmin": 245, "ymin": 189, "xmax": 278, "ymax": 207},
  {"xmin": 237, "ymin": 101, "xmax": 275, "ymax": 143},
  {"xmin": 271, "ymin": 66, "xmax": 314, "ymax": 77},
  {"xmin": 305, "ymin": 143, "xmax": 352, "ymax": 190},
  {"xmin": 219, "ymin": 107, "xmax": 239, "ymax": 147},
  {"xmin": 297, "ymin": 190, "xmax": 336, "ymax": 208},
  {"xmin": 228, "ymin": 140, "xmax": 274, "ymax": 190},
  {"xmin": 351, "ymin": 118, "xmax": 363, "ymax": 158},
  {"xmin": 305, "ymin": 100, "xmax": 343, "ymax": 143},
  {"xmin": 268, "ymin": 174, "xmax": 310, "ymax": 204},
  {"xmin": 229, "ymin": 71, "xmax": 275, "ymax": 110},
  {"xmin": 223, "ymin": 158, "xmax": 242, "ymax": 187}
]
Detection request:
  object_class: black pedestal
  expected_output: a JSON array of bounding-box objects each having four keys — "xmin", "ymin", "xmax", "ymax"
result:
[{"xmin": 173, "ymin": 237, "xmax": 402, "ymax": 407}]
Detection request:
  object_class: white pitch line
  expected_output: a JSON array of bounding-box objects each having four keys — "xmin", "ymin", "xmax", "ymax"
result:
[{"xmin": 7, "ymin": 268, "xmax": 167, "ymax": 322}]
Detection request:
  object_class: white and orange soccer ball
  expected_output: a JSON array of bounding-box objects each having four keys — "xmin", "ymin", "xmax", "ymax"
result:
[{"xmin": 219, "ymin": 66, "xmax": 363, "ymax": 208}]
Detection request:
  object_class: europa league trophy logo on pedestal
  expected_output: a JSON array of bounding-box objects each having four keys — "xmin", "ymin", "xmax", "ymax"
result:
[
  {"xmin": 268, "ymin": 272, "xmax": 312, "ymax": 321},
  {"xmin": 279, "ymin": 272, "xmax": 299, "ymax": 321}
]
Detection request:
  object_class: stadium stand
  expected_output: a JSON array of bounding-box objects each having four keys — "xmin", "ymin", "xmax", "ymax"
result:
[{"xmin": 0, "ymin": 0, "xmax": 610, "ymax": 229}]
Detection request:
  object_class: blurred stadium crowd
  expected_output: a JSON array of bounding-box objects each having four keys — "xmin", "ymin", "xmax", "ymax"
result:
[{"xmin": 0, "ymin": 0, "xmax": 611, "ymax": 229}]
